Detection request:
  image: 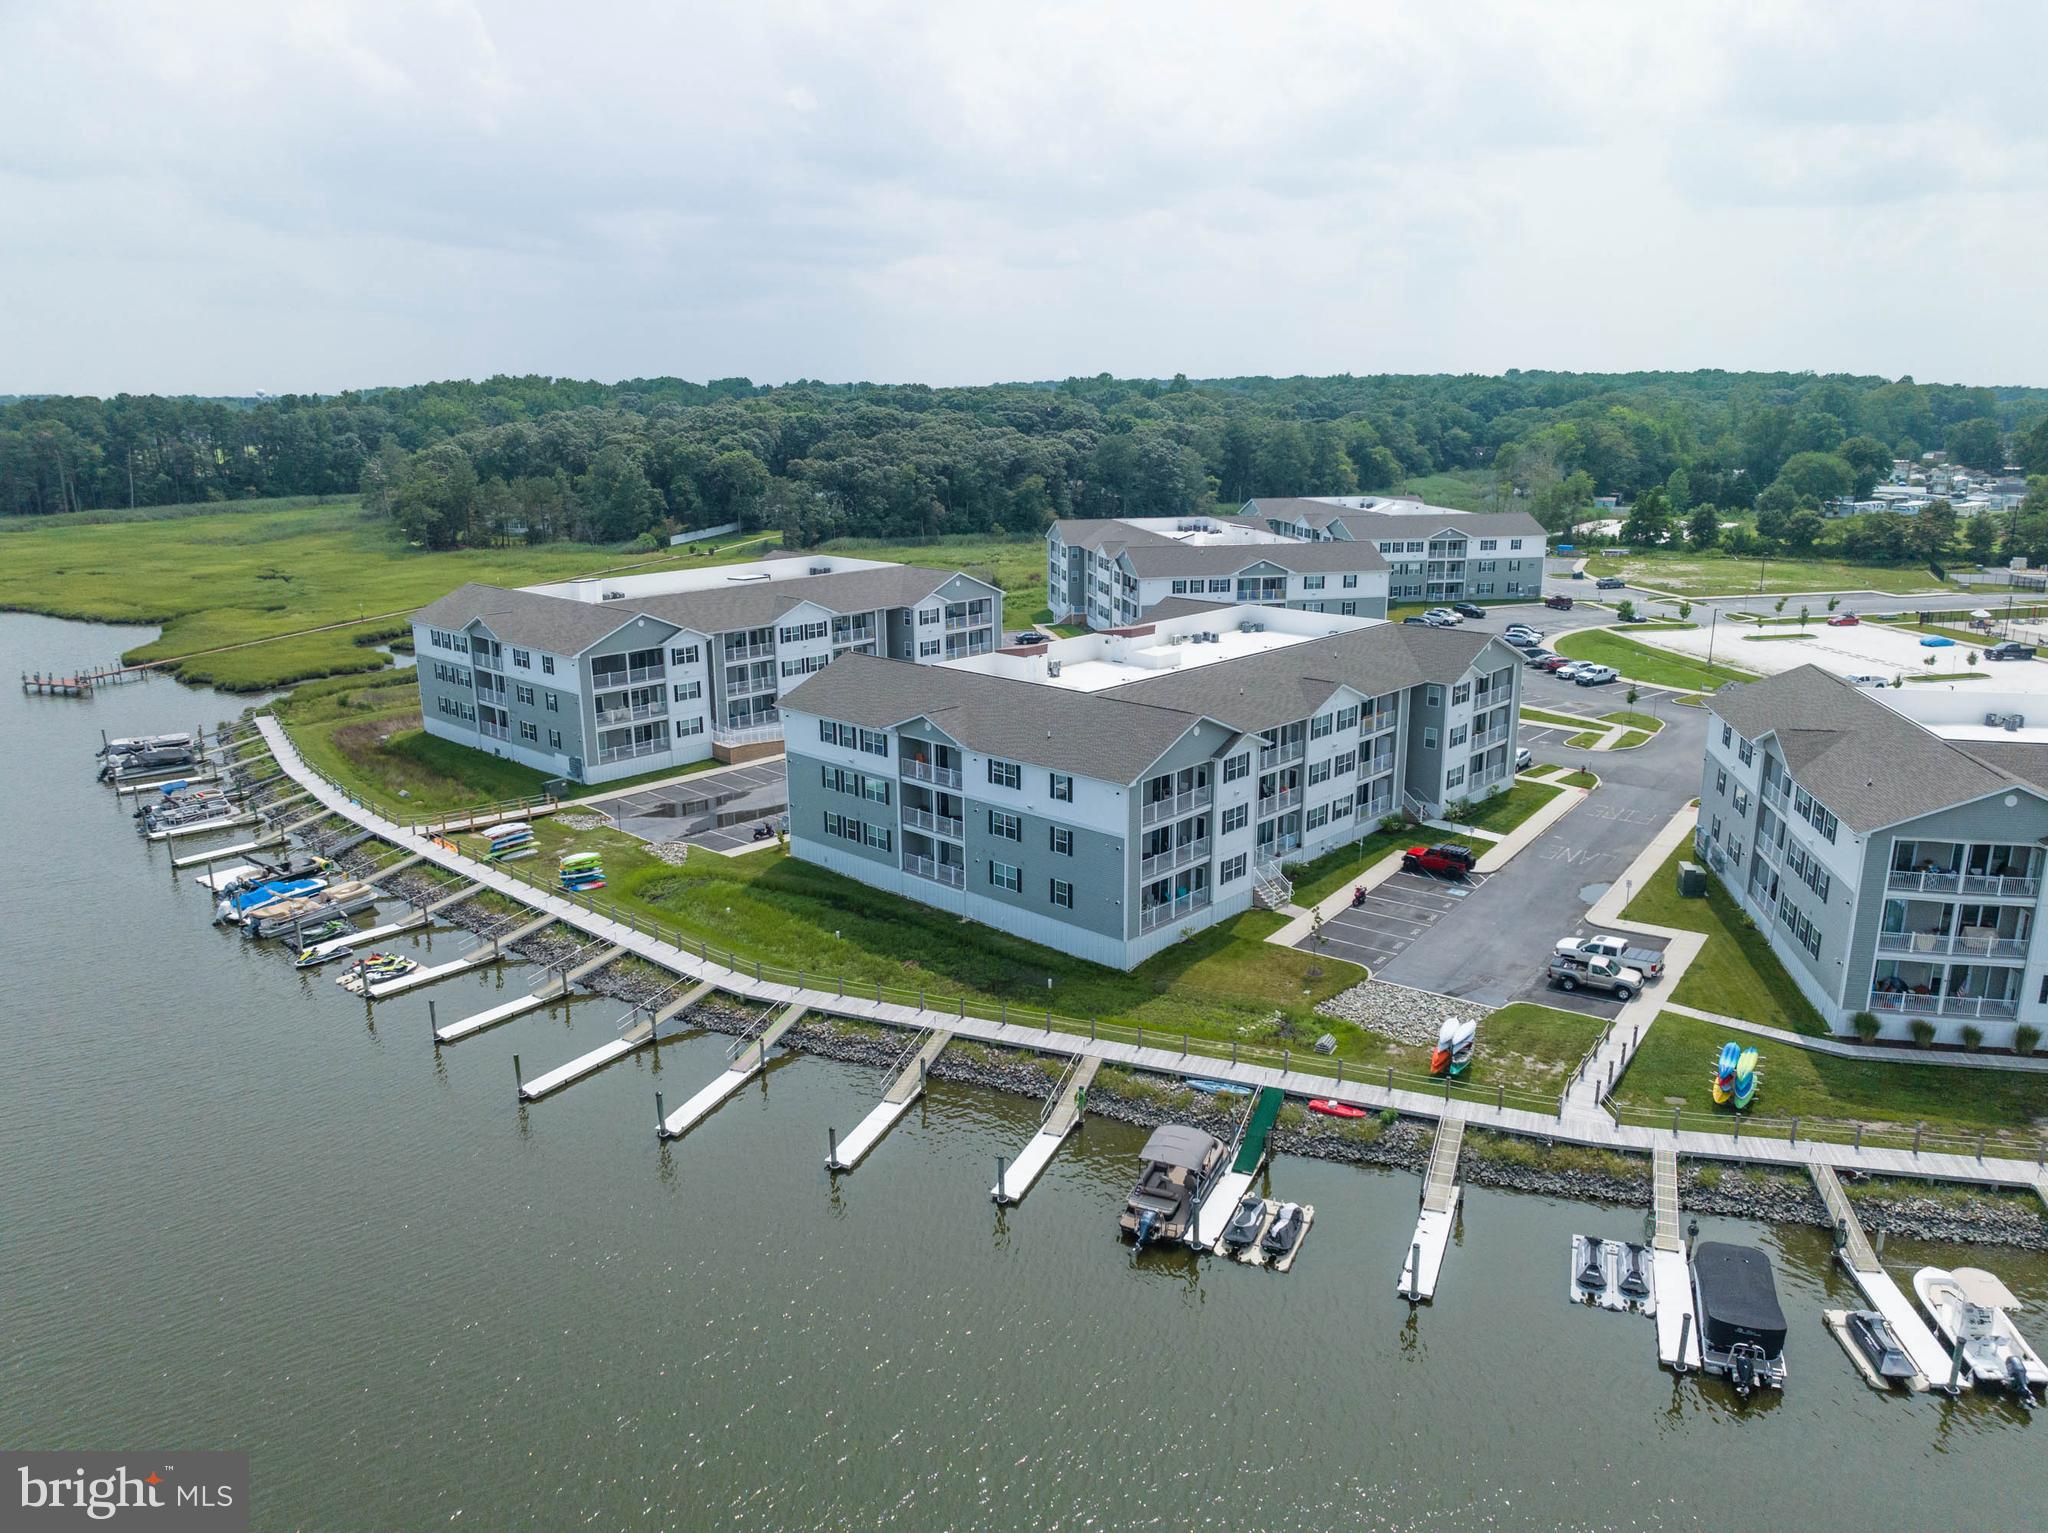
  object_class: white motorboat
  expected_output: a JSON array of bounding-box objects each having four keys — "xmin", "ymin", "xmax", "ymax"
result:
[{"xmin": 1913, "ymin": 1266, "xmax": 2046, "ymax": 1402}]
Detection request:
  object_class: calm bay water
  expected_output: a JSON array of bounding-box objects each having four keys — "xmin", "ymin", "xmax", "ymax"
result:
[{"xmin": 2, "ymin": 610, "xmax": 2042, "ymax": 1531}]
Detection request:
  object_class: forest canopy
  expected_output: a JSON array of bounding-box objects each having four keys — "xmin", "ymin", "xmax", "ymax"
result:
[{"xmin": 6, "ymin": 371, "xmax": 2048, "ymax": 559}]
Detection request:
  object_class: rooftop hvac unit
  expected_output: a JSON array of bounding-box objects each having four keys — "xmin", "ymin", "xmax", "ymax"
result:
[
  {"xmin": 602, "ymin": 590, "xmax": 626, "ymax": 601},
  {"xmin": 809, "ymin": 564, "xmax": 831, "ymax": 575},
  {"xmin": 1239, "ymin": 620, "xmax": 1257, "ymax": 632},
  {"xmin": 1986, "ymin": 712, "xmax": 2003, "ymax": 727},
  {"xmin": 2008, "ymin": 714, "xmax": 2025, "ymax": 731},
  {"xmin": 1046, "ymin": 660, "xmax": 1062, "ymax": 677}
]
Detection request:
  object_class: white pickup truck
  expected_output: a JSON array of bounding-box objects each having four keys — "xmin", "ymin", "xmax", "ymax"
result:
[
  {"xmin": 1546, "ymin": 954, "xmax": 1646, "ymax": 1000},
  {"xmin": 1554, "ymin": 933, "xmax": 1665, "ymax": 980}
]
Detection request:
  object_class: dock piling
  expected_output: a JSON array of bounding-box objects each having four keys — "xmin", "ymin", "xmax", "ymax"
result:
[
  {"xmin": 1676, "ymin": 1313, "xmax": 1692, "ymax": 1373},
  {"xmin": 656, "ymin": 1091, "xmax": 667, "ymax": 1136},
  {"xmin": 513, "ymin": 1053, "xmax": 523, "ymax": 1091},
  {"xmin": 828, "ymin": 1125, "xmax": 838, "ymax": 1167},
  {"xmin": 1913, "ymin": 1121, "xmax": 1923, "ymax": 1155},
  {"xmin": 1947, "ymin": 1331, "xmax": 1966, "ymax": 1394},
  {"xmin": 996, "ymin": 1155, "xmax": 1007, "ymax": 1196},
  {"xmin": 429, "ymin": 1000, "xmax": 437, "ymax": 1042}
]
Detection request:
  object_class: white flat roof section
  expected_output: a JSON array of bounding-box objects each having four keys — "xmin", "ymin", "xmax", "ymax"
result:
[
  {"xmin": 1635, "ymin": 619, "xmax": 2048, "ymax": 698},
  {"xmin": 949, "ymin": 606, "xmax": 1381, "ymax": 694},
  {"xmin": 522, "ymin": 554, "xmax": 897, "ymax": 604}
]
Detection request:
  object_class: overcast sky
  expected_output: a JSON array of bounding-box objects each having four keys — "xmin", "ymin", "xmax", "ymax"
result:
[{"xmin": 3, "ymin": 0, "xmax": 2043, "ymax": 396}]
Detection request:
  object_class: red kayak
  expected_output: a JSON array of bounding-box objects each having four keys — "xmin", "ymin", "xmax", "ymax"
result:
[{"xmin": 1307, "ymin": 1098, "xmax": 1368, "ymax": 1119}]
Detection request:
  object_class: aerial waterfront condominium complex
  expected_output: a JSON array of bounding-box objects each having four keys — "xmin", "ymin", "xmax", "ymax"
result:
[
  {"xmin": 779, "ymin": 605, "xmax": 1524, "ymax": 969},
  {"xmin": 1697, "ymin": 665, "xmax": 2048, "ymax": 1046},
  {"xmin": 1240, "ymin": 497, "xmax": 1549, "ymax": 604},
  {"xmin": 412, "ymin": 554, "xmax": 1003, "ymax": 784},
  {"xmin": 1045, "ymin": 514, "xmax": 1391, "ymax": 629}
]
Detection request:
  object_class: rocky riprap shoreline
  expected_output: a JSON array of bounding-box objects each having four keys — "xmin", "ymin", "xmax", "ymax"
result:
[
  {"xmin": 304, "ymin": 835, "xmax": 2048, "ymax": 1250},
  {"xmin": 1315, "ymin": 979, "xmax": 1489, "ymax": 1049}
]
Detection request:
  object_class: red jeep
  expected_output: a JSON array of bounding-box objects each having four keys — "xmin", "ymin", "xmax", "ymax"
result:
[
  {"xmin": 1402, "ymin": 843, "xmax": 1478, "ymax": 879},
  {"xmin": 1544, "ymin": 594, "xmax": 1574, "ymax": 610}
]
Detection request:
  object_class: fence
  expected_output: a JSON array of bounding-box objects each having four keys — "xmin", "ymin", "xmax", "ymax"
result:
[{"xmin": 1605, "ymin": 1098, "xmax": 2046, "ymax": 1165}]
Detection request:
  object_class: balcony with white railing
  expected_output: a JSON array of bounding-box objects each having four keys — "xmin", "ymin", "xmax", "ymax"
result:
[
  {"xmin": 710, "ymin": 720, "xmax": 782, "ymax": 747},
  {"xmin": 1473, "ymin": 724, "xmax": 1512, "ymax": 749},
  {"xmin": 1762, "ymin": 778, "xmax": 1792, "ymax": 810},
  {"xmin": 1258, "ymin": 740, "xmax": 1305, "ymax": 770},
  {"xmin": 479, "ymin": 717, "xmax": 508, "ymax": 741},
  {"xmin": 1875, "ymin": 928, "xmax": 2031, "ymax": 962},
  {"xmin": 1867, "ymin": 989, "xmax": 2020, "ymax": 1021},
  {"xmin": 902, "ymin": 805, "xmax": 965, "ymax": 840},
  {"xmin": 1886, "ymin": 867, "xmax": 2041, "ymax": 899},
  {"xmin": 1139, "ymin": 887, "xmax": 1212, "ymax": 932},
  {"xmin": 722, "ymin": 641, "xmax": 775, "ymax": 662},
  {"xmin": 1141, "ymin": 785, "xmax": 1212, "ymax": 825},
  {"xmin": 596, "ymin": 737, "xmax": 667, "ymax": 765},
  {"xmin": 1258, "ymin": 788, "xmax": 1301, "ymax": 816},
  {"xmin": 1140, "ymin": 837, "xmax": 1212, "ymax": 881},
  {"xmin": 592, "ymin": 662, "xmax": 666, "ymax": 689},
  {"xmin": 901, "ymin": 757, "xmax": 964, "ymax": 789},
  {"xmin": 1360, "ymin": 793, "xmax": 1394, "ymax": 821},
  {"xmin": 905, "ymin": 853, "xmax": 965, "ymax": 889},
  {"xmin": 596, "ymin": 699, "xmax": 669, "ymax": 726}
]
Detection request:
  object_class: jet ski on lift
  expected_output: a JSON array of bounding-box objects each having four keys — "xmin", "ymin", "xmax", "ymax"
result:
[{"xmin": 1221, "ymin": 1194, "xmax": 1268, "ymax": 1252}]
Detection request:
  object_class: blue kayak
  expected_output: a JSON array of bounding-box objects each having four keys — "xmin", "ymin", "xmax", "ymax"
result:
[{"xmin": 1185, "ymin": 1078, "xmax": 1253, "ymax": 1096}]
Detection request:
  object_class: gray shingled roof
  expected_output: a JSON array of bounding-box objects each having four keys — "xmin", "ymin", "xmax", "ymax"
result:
[
  {"xmin": 413, "ymin": 583, "xmax": 650, "ymax": 654},
  {"xmin": 1117, "ymin": 540, "xmax": 1387, "ymax": 577},
  {"xmin": 1102, "ymin": 623, "xmax": 1503, "ymax": 732},
  {"xmin": 779, "ymin": 652, "xmax": 1207, "ymax": 784},
  {"xmin": 1709, "ymin": 665, "xmax": 2040, "ymax": 832},
  {"xmin": 412, "ymin": 566, "xmax": 978, "ymax": 655},
  {"xmin": 1051, "ymin": 519, "xmax": 1184, "ymax": 552}
]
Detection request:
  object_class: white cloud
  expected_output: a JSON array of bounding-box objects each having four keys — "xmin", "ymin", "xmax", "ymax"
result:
[{"xmin": 0, "ymin": 0, "xmax": 2042, "ymax": 393}]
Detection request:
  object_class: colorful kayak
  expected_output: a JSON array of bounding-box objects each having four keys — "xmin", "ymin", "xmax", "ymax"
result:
[
  {"xmin": 1713, "ymin": 1041, "xmax": 1740, "ymax": 1104},
  {"xmin": 1307, "ymin": 1098, "xmax": 1369, "ymax": 1119},
  {"xmin": 1185, "ymin": 1079, "xmax": 1253, "ymax": 1096},
  {"xmin": 1430, "ymin": 1016, "xmax": 1477, "ymax": 1076},
  {"xmin": 1733, "ymin": 1047, "xmax": 1760, "ymax": 1110}
]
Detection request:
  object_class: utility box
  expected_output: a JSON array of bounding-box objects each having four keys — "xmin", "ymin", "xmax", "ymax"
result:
[{"xmin": 1677, "ymin": 860, "xmax": 1707, "ymax": 898}]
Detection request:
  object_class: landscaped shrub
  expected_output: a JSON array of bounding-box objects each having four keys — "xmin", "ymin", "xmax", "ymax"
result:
[
  {"xmin": 1960, "ymin": 1024, "xmax": 1984, "ymax": 1052},
  {"xmin": 2017, "ymin": 1025, "xmax": 2042, "ymax": 1056},
  {"xmin": 1909, "ymin": 1018, "xmax": 1937, "ymax": 1048},
  {"xmin": 1850, "ymin": 1010, "xmax": 1882, "ymax": 1043}
]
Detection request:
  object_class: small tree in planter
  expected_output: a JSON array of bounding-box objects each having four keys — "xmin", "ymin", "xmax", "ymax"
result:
[
  {"xmin": 1909, "ymin": 1018, "xmax": 1937, "ymax": 1048},
  {"xmin": 1798, "ymin": 604, "xmax": 1812, "ymax": 631},
  {"xmin": 1678, "ymin": 600, "xmax": 1693, "ymax": 622},
  {"xmin": 1626, "ymin": 684, "xmax": 1640, "ymax": 709},
  {"xmin": 1850, "ymin": 1010, "xmax": 1882, "ymax": 1043},
  {"xmin": 1960, "ymin": 1024, "xmax": 1984, "ymax": 1052},
  {"xmin": 1617, "ymin": 598, "xmax": 1637, "ymax": 622},
  {"xmin": 2016, "ymin": 1024, "xmax": 2041, "ymax": 1056}
]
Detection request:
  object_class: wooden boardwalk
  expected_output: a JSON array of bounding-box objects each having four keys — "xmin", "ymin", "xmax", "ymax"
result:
[{"xmin": 254, "ymin": 716, "xmax": 2048, "ymax": 1195}]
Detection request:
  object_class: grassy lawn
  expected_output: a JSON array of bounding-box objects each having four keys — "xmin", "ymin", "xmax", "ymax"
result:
[
  {"xmin": 1622, "ymin": 843, "xmax": 1830, "ymax": 1036},
  {"xmin": 1582, "ymin": 549, "xmax": 1953, "ymax": 597},
  {"xmin": 1555, "ymin": 769, "xmax": 1597, "ymax": 788},
  {"xmin": 1478, "ymin": 1003, "xmax": 1610, "ymax": 1086},
  {"xmin": 480, "ymin": 814, "xmax": 1388, "ymax": 1062},
  {"xmin": 1599, "ymin": 710, "xmax": 1663, "ymax": 733},
  {"xmin": 1554, "ymin": 628, "xmax": 1759, "ymax": 690},
  {"xmin": 1457, "ymin": 780, "xmax": 1563, "ymax": 837},
  {"xmin": 1612, "ymin": 1011, "xmax": 2048, "ymax": 1146}
]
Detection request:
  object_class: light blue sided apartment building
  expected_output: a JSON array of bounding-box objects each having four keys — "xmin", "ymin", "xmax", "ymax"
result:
[
  {"xmin": 411, "ymin": 555, "xmax": 1002, "ymax": 784},
  {"xmin": 1697, "ymin": 664, "xmax": 2048, "ymax": 1046},
  {"xmin": 780, "ymin": 604, "xmax": 1524, "ymax": 969}
]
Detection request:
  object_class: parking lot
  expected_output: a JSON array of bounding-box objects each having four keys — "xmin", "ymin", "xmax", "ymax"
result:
[
  {"xmin": 1309, "ymin": 864, "xmax": 1491, "ymax": 972},
  {"xmin": 585, "ymin": 758, "xmax": 788, "ymax": 853},
  {"xmin": 1508, "ymin": 924, "xmax": 1672, "ymax": 1017}
]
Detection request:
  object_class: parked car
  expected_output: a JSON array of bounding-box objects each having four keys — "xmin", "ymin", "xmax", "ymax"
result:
[
  {"xmin": 1845, "ymin": 673, "xmax": 1891, "ymax": 687},
  {"xmin": 1554, "ymin": 934, "xmax": 1664, "ymax": 980},
  {"xmin": 1514, "ymin": 745, "xmax": 1534, "ymax": 771},
  {"xmin": 1424, "ymin": 607, "xmax": 1463, "ymax": 625},
  {"xmin": 1544, "ymin": 594, "xmax": 1575, "ymax": 610},
  {"xmin": 1402, "ymin": 615, "xmax": 1433, "ymax": 625},
  {"xmin": 1574, "ymin": 664, "xmax": 1619, "ymax": 686},
  {"xmin": 1550, "ymin": 661, "xmax": 1589, "ymax": 680},
  {"xmin": 1402, "ymin": 843, "xmax": 1478, "ymax": 879},
  {"xmin": 1012, "ymin": 631, "xmax": 1048, "ymax": 645},
  {"xmin": 1595, "ymin": 576, "xmax": 1627, "ymax": 590},
  {"xmin": 1540, "ymin": 656, "xmax": 1578, "ymax": 673},
  {"xmin": 1546, "ymin": 954, "xmax": 1643, "ymax": 1000},
  {"xmin": 1618, "ymin": 611, "xmax": 1650, "ymax": 623},
  {"xmin": 1504, "ymin": 622, "xmax": 1541, "ymax": 637},
  {"xmin": 1502, "ymin": 632, "xmax": 1541, "ymax": 650},
  {"xmin": 1987, "ymin": 641, "xmax": 2037, "ymax": 661},
  {"xmin": 1452, "ymin": 602, "xmax": 1485, "ymax": 619},
  {"xmin": 1826, "ymin": 614, "xmax": 1860, "ymax": 627},
  {"xmin": 1522, "ymin": 648, "xmax": 1559, "ymax": 667}
]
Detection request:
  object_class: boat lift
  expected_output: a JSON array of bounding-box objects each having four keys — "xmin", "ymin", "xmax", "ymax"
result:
[
  {"xmin": 1190, "ymin": 1086, "xmax": 1284, "ymax": 1250},
  {"xmin": 1399, "ymin": 1112, "xmax": 1465, "ymax": 1301},
  {"xmin": 826, "ymin": 1028, "xmax": 953, "ymax": 1172},
  {"xmin": 989, "ymin": 1053, "xmax": 1100, "ymax": 1205},
  {"xmin": 337, "ymin": 913, "xmax": 557, "ymax": 999}
]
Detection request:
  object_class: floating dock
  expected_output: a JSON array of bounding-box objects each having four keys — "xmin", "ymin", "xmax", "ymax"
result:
[
  {"xmin": 172, "ymin": 834, "xmax": 286, "ymax": 870},
  {"xmin": 116, "ymin": 771, "xmax": 221, "ymax": 795},
  {"xmin": 519, "ymin": 982, "xmax": 717, "ymax": 1101},
  {"xmin": 1651, "ymin": 1148, "xmax": 1701, "ymax": 1371},
  {"xmin": 827, "ymin": 1029, "xmax": 953, "ymax": 1171},
  {"xmin": 1809, "ymin": 1164, "xmax": 1953, "ymax": 1392},
  {"xmin": 337, "ymin": 914, "xmax": 557, "ymax": 998},
  {"xmin": 990, "ymin": 1054, "xmax": 1100, "ymax": 1204},
  {"xmin": 656, "ymin": 1003, "xmax": 808, "ymax": 1137},
  {"xmin": 1191, "ymin": 1086, "xmax": 1285, "ymax": 1249},
  {"xmin": 147, "ymin": 812, "xmax": 258, "ymax": 842},
  {"xmin": 1399, "ymin": 1112, "xmax": 1464, "ymax": 1301},
  {"xmin": 434, "ymin": 944, "xmax": 622, "ymax": 1043}
]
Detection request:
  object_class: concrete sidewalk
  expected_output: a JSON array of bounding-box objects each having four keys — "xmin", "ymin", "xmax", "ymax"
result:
[{"xmin": 1662, "ymin": 1002, "xmax": 2048, "ymax": 1073}]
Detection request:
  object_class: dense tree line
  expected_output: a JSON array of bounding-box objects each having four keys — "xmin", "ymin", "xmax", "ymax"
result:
[{"xmin": 6, "ymin": 371, "xmax": 2048, "ymax": 555}]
